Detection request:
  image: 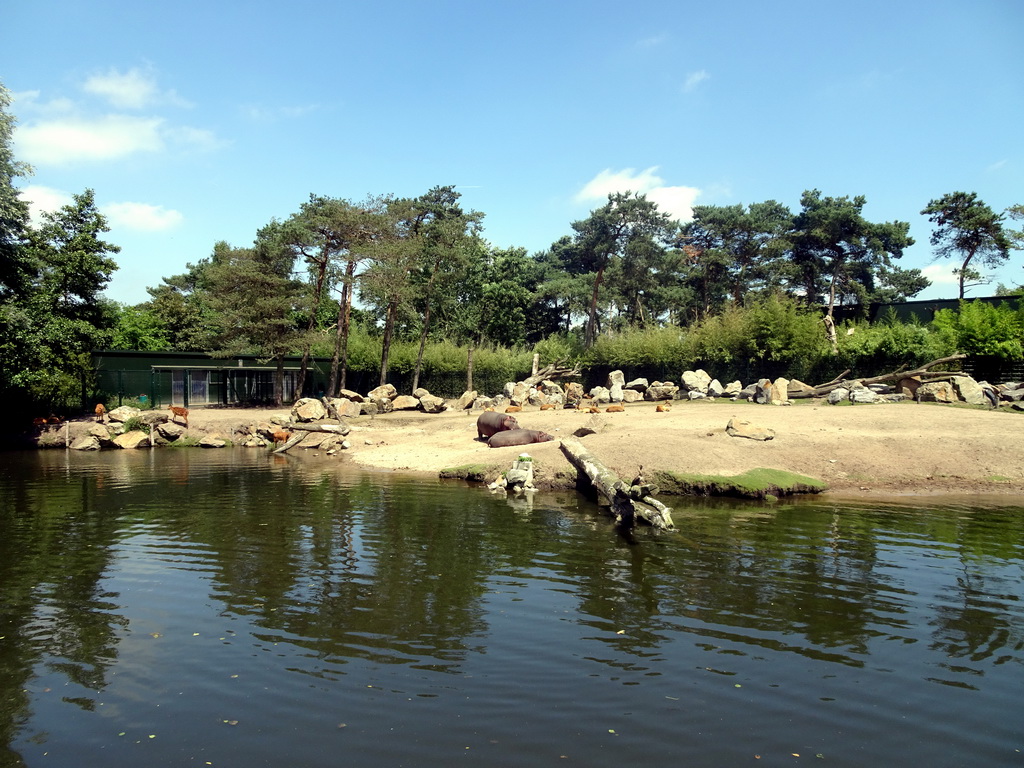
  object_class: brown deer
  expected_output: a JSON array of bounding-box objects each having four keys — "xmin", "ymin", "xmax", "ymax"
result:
[
  {"xmin": 656, "ymin": 402, "xmax": 672, "ymax": 412},
  {"xmin": 272, "ymin": 430, "xmax": 292, "ymax": 445},
  {"xmin": 505, "ymin": 405, "xmax": 522, "ymax": 413},
  {"xmin": 95, "ymin": 403, "xmax": 107, "ymax": 422},
  {"xmin": 168, "ymin": 405, "xmax": 189, "ymax": 427},
  {"xmin": 605, "ymin": 403, "xmax": 625, "ymax": 413}
]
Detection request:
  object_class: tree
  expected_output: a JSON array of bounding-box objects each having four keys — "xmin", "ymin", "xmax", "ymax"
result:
[
  {"xmin": 790, "ymin": 190, "xmax": 913, "ymax": 349},
  {"xmin": 921, "ymin": 192, "xmax": 1013, "ymax": 299},
  {"xmin": 205, "ymin": 227, "xmax": 307, "ymax": 406},
  {"xmin": 0, "ymin": 80, "xmax": 33, "ymax": 301},
  {"xmin": 144, "ymin": 257, "xmax": 218, "ymax": 351},
  {"xmin": 681, "ymin": 201, "xmax": 792, "ymax": 312},
  {"xmin": 407, "ymin": 186, "xmax": 484, "ymax": 391},
  {"xmin": 109, "ymin": 303, "xmax": 171, "ymax": 351},
  {"xmin": 13, "ymin": 190, "xmax": 120, "ymax": 409},
  {"xmin": 568, "ymin": 192, "xmax": 677, "ymax": 347}
]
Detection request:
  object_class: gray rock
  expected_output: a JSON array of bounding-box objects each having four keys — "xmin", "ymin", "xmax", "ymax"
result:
[
  {"xmin": 420, "ymin": 394, "xmax": 447, "ymax": 413},
  {"xmin": 199, "ymin": 436, "xmax": 227, "ymax": 448},
  {"xmin": 71, "ymin": 435, "xmax": 102, "ymax": 451},
  {"xmin": 114, "ymin": 430, "xmax": 150, "ymax": 449},
  {"xmin": 681, "ymin": 369, "xmax": 712, "ymax": 394},
  {"xmin": 367, "ymin": 384, "xmax": 397, "ymax": 401},
  {"xmin": 107, "ymin": 406, "xmax": 141, "ymax": 423},
  {"xmin": 827, "ymin": 387, "xmax": 850, "ymax": 404},
  {"xmin": 292, "ymin": 397, "xmax": 327, "ymax": 422},
  {"xmin": 622, "ymin": 389, "xmax": 643, "ymax": 403},
  {"xmin": 589, "ymin": 386, "xmax": 611, "ymax": 403},
  {"xmin": 850, "ymin": 388, "xmax": 878, "ymax": 404},
  {"xmin": 412, "ymin": 387, "xmax": 430, "ymax": 400},
  {"xmin": 726, "ymin": 418, "xmax": 775, "ymax": 441},
  {"xmin": 456, "ymin": 390, "xmax": 478, "ymax": 410},
  {"xmin": 708, "ymin": 379, "xmax": 725, "ymax": 397},
  {"xmin": 952, "ymin": 375, "xmax": 988, "ymax": 406},
  {"xmin": 625, "ymin": 378, "xmax": 649, "ymax": 392},
  {"xmin": 392, "ymin": 395, "xmax": 420, "ymax": 410},
  {"xmin": 157, "ymin": 422, "xmax": 186, "ymax": 441},
  {"xmin": 918, "ymin": 381, "xmax": 957, "ymax": 403}
]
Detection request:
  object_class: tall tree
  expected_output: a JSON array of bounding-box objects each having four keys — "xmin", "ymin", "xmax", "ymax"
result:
[
  {"xmin": 407, "ymin": 186, "xmax": 484, "ymax": 391},
  {"xmin": 16, "ymin": 190, "xmax": 120, "ymax": 408},
  {"xmin": 359, "ymin": 197, "xmax": 422, "ymax": 386},
  {"xmin": 568, "ymin": 192, "xmax": 677, "ymax": 347},
  {"xmin": 681, "ymin": 201, "xmax": 792, "ymax": 310},
  {"xmin": 0, "ymin": 80, "xmax": 33, "ymax": 301},
  {"xmin": 922, "ymin": 192, "xmax": 1013, "ymax": 299},
  {"xmin": 790, "ymin": 190, "xmax": 913, "ymax": 349},
  {"xmin": 205, "ymin": 226, "xmax": 306, "ymax": 406},
  {"xmin": 144, "ymin": 257, "xmax": 218, "ymax": 351}
]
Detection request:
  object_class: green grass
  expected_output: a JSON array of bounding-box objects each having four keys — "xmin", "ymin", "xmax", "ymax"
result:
[{"xmin": 653, "ymin": 467, "xmax": 828, "ymax": 499}]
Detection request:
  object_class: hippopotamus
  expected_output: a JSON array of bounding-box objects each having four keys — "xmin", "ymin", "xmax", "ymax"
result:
[
  {"xmin": 477, "ymin": 411, "xmax": 520, "ymax": 439},
  {"xmin": 487, "ymin": 429, "xmax": 555, "ymax": 448}
]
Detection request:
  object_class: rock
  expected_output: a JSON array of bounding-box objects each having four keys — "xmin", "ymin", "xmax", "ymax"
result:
[
  {"xmin": 371, "ymin": 397, "xmax": 393, "ymax": 414},
  {"xmin": 199, "ymin": 435, "xmax": 227, "ymax": 448},
  {"xmin": 412, "ymin": 387, "xmax": 431, "ymax": 400},
  {"xmin": 708, "ymin": 379, "xmax": 725, "ymax": 397},
  {"xmin": 726, "ymin": 418, "xmax": 775, "ymax": 441},
  {"xmin": 917, "ymin": 381, "xmax": 957, "ymax": 403},
  {"xmin": 338, "ymin": 388, "xmax": 364, "ymax": 402},
  {"xmin": 360, "ymin": 402, "xmax": 380, "ymax": 416},
  {"xmin": 526, "ymin": 389, "xmax": 545, "ymax": 406},
  {"xmin": 622, "ymin": 389, "xmax": 643, "ymax": 403},
  {"xmin": 292, "ymin": 398, "xmax": 327, "ymax": 422},
  {"xmin": 867, "ymin": 383, "xmax": 894, "ymax": 394},
  {"xmin": 114, "ymin": 430, "xmax": 150, "ymax": 449},
  {"xmin": 850, "ymin": 388, "xmax": 878, "ymax": 404},
  {"xmin": 139, "ymin": 410, "xmax": 170, "ymax": 426},
  {"xmin": 456, "ymin": 390, "xmax": 478, "ymax": 410},
  {"xmin": 543, "ymin": 391, "xmax": 566, "ymax": 407},
  {"xmin": 472, "ymin": 396, "xmax": 495, "ymax": 410},
  {"xmin": 392, "ymin": 395, "xmax": 420, "ymax": 410},
  {"xmin": 681, "ymin": 369, "xmax": 712, "ymax": 394},
  {"xmin": 724, "ymin": 380, "xmax": 743, "ymax": 396},
  {"xmin": 738, "ymin": 384, "xmax": 757, "ymax": 401},
  {"xmin": 753, "ymin": 378, "xmax": 772, "ymax": 404},
  {"xmin": 898, "ymin": 376, "xmax": 922, "ymax": 398},
  {"xmin": 625, "ymin": 377, "xmax": 649, "ymax": 392},
  {"xmin": 788, "ymin": 379, "xmax": 815, "ymax": 396},
  {"xmin": 688, "ymin": 390, "xmax": 707, "ymax": 400},
  {"xmin": 589, "ymin": 386, "xmax": 611, "ymax": 403},
  {"xmin": 607, "ymin": 369, "xmax": 625, "ymax": 390},
  {"xmin": 609, "ymin": 383, "xmax": 624, "ymax": 403},
  {"xmin": 157, "ymin": 422, "xmax": 186, "ymax": 441},
  {"xmin": 564, "ymin": 382, "xmax": 585, "ymax": 406},
  {"xmin": 952, "ymin": 375, "xmax": 988, "ymax": 406},
  {"xmin": 71, "ymin": 435, "xmax": 102, "ymax": 451},
  {"xmin": 334, "ymin": 398, "xmax": 363, "ymax": 418},
  {"xmin": 420, "ymin": 394, "xmax": 447, "ymax": 413},
  {"xmin": 107, "ymin": 406, "xmax": 141, "ymax": 423},
  {"xmin": 367, "ymin": 384, "xmax": 397, "ymax": 400},
  {"xmin": 827, "ymin": 387, "xmax": 850, "ymax": 404},
  {"xmin": 540, "ymin": 380, "xmax": 565, "ymax": 396},
  {"xmin": 644, "ymin": 382, "xmax": 678, "ymax": 401},
  {"xmin": 770, "ymin": 377, "xmax": 790, "ymax": 405}
]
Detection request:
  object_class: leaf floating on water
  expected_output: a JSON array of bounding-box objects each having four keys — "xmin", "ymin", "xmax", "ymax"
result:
[
  {"xmin": 150, "ymin": 633, "xmax": 161, "ymax": 639},
  {"xmin": 616, "ymin": 630, "xmax": 625, "ymax": 635},
  {"xmin": 222, "ymin": 720, "xmax": 239, "ymax": 726}
]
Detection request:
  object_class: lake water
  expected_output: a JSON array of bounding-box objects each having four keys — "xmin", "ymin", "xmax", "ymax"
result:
[{"xmin": 1, "ymin": 449, "xmax": 1022, "ymax": 767}]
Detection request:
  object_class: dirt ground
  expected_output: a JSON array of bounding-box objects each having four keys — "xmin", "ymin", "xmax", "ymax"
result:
[{"xmin": 183, "ymin": 399, "xmax": 1024, "ymax": 500}]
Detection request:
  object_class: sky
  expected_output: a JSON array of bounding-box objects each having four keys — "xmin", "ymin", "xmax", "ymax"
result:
[{"xmin": 5, "ymin": 0, "xmax": 1022, "ymax": 306}]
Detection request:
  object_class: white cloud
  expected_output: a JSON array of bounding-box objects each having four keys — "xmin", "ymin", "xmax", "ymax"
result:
[
  {"xmin": 83, "ymin": 67, "xmax": 191, "ymax": 109},
  {"xmin": 683, "ymin": 69, "xmax": 710, "ymax": 93},
  {"xmin": 921, "ymin": 263, "xmax": 960, "ymax": 285},
  {"xmin": 18, "ymin": 185, "xmax": 74, "ymax": 226},
  {"xmin": 576, "ymin": 166, "xmax": 700, "ymax": 222},
  {"xmin": 103, "ymin": 201, "xmax": 184, "ymax": 232},
  {"xmin": 15, "ymin": 114, "xmax": 165, "ymax": 164}
]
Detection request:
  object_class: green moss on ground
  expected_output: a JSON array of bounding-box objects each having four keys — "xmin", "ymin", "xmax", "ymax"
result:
[
  {"xmin": 653, "ymin": 467, "xmax": 828, "ymax": 499},
  {"xmin": 439, "ymin": 464, "xmax": 496, "ymax": 482}
]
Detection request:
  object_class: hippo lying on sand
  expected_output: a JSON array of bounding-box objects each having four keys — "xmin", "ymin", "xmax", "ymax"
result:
[
  {"xmin": 487, "ymin": 429, "xmax": 555, "ymax": 448},
  {"xmin": 477, "ymin": 411, "xmax": 520, "ymax": 439}
]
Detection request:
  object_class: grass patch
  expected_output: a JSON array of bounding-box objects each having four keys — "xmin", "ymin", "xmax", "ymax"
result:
[
  {"xmin": 439, "ymin": 464, "xmax": 497, "ymax": 482},
  {"xmin": 653, "ymin": 467, "xmax": 828, "ymax": 499}
]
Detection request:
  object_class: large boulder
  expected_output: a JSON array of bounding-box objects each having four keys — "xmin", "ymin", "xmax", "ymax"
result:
[
  {"xmin": 292, "ymin": 398, "xmax": 327, "ymax": 422},
  {"xmin": 420, "ymin": 394, "xmax": 447, "ymax": 413},
  {"xmin": 71, "ymin": 435, "xmax": 102, "ymax": 451},
  {"xmin": 770, "ymin": 377, "xmax": 790, "ymax": 405},
  {"xmin": 589, "ymin": 386, "xmax": 611, "ymax": 404},
  {"xmin": 952, "ymin": 375, "xmax": 988, "ymax": 406},
  {"xmin": 918, "ymin": 381, "xmax": 957, "ymax": 403},
  {"xmin": 107, "ymin": 406, "xmax": 141, "ymax": 423},
  {"xmin": 114, "ymin": 430, "xmax": 150, "ymax": 449},
  {"xmin": 625, "ymin": 378, "xmax": 649, "ymax": 392},
  {"xmin": 681, "ymin": 369, "xmax": 712, "ymax": 395},
  {"xmin": 622, "ymin": 389, "xmax": 643, "ymax": 403},
  {"xmin": 827, "ymin": 387, "xmax": 850, "ymax": 404},
  {"xmin": 199, "ymin": 435, "xmax": 228, "ymax": 448},
  {"xmin": 456, "ymin": 390, "xmax": 478, "ymax": 410},
  {"xmin": 157, "ymin": 421, "xmax": 187, "ymax": 442},
  {"xmin": 392, "ymin": 395, "xmax": 420, "ymax": 410},
  {"xmin": 644, "ymin": 382, "xmax": 678, "ymax": 401},
  {"xmin": 337, "ymin": 388, "xmax": 364, "ymax": 402},
  {"xmin": 726, "ymin": 418, "xmax": 775, "ymax": 441},
  {"xmin": 367, "ymin": 384, "xmax": 397, "ymax": 401},
  {"xmin": 564, "ymin": 382, "xmax": 585, "ymax": 406}
]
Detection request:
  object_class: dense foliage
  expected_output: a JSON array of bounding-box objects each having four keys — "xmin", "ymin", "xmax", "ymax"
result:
[{"xmin": 1, "ymin": 81, "xmax": 1021, "ymax": 417}]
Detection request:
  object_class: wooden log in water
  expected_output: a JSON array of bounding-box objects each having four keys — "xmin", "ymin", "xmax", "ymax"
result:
[
  {"xmin": 559, "ymin": 438, "xmax": 674, "ymax": 530},
  {"xmin": 283, "ymin": 422, "xmax": 351, "ymax": 435}
]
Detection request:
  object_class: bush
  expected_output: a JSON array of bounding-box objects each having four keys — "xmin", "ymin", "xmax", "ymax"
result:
[{"xmin": 932, "ymin": 300, "xmax": 1024, "ymax": 360}]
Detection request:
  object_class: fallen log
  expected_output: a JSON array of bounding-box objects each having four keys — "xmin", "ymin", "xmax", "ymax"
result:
[
  {"xmin": 272, "ymin": 432, "xmax": 305, "ymax": 454},
  {"xmin": 794, "ymin": 354, "xmax": 967, "ymax": 398},
  {"xmin": 283, "ymin": 422, "xmax": 351, "ymax": 435},
  {"xmin": 521, "ymin": 361, "xmax": 582, "ymax": 389},
  {"xmin": 560, "ymin": 438, "xmax": 674, "ymax": 530}
]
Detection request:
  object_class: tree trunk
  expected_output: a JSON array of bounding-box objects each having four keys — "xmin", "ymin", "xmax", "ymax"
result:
[
  {"xmin": 466, "ymin": 345, "xmax": 474, "ymax": 392},
  {"xmin": 379, "ymin": 298, "xmax": 398, "ymax": 386},
  {"xmin": 274, "ymin": 355, "xmax": 285, "ymax": 407},
  {"xmin": 412, "ymin": 300, "xmax": 431, "ymax": 392},
  {"xmin": 790, "ymin": 354, "xmax": 968, "ymax": 398},
  {"xmin": 584, "ymin": 265, "xmax": 606, "ymax": 348},
  {"xmin": 560, "ymin": 438, "xmax": 674, "ymax": 529}
]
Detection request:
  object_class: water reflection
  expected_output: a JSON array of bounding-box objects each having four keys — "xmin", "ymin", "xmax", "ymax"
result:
[{"xmin": 0, "ymin": 450, "xmax": 1021, "ymax": 767}]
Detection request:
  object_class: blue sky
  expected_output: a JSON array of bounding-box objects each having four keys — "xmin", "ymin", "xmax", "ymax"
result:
[{"xmin": 5, "ymin": 0, "xmax": 1022, "ymax": 305}]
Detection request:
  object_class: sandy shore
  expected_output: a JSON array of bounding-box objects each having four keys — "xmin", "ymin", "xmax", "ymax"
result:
[{"xmin": 183, "ymin": 400, "xmax": 1024, "ymax": 500}]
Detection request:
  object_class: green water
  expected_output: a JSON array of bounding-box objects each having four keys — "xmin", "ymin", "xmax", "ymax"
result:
[{"xmin": 1, "ymin": 449, "xmax": 1022, "ymax": 767}]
